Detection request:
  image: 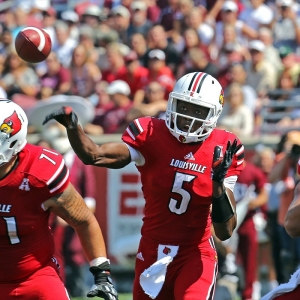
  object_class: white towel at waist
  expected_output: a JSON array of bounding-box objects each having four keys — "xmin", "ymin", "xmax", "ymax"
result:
[{"xmin": 139, "ymin": 244, "xmax": 178, "ymax": 299}]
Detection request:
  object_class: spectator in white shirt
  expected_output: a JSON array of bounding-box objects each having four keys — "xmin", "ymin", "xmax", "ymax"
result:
[{"xmin": 52, "ymin": 20, "xmax": 77, "ymax": 68}]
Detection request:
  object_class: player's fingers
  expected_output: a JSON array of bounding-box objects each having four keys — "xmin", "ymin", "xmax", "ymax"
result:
[
  {"xmin": 42, "ymin": 114, "xmax": 55, "ymax": 125},
  {"xmin": 63, "ymin": 106, "xmax": 73, "ymax": 115},
  {"xmin": 231, "ymin": 139, "xmax": 238, "ymax": 150},
  {"xmin": 226, "ymin": 140, "xmax": 231, "ymax": 151},
  {"xmin": 233, "ymin": 143, "xmax": 243, "ymax": 154}
]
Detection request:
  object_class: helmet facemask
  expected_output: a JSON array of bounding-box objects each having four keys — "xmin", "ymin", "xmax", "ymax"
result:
[
  {"xmin": 0, "ymin": 131, "xmax": 26, "ymax": 165},
  {"xmin": 166, "ymin": 93, "xmax": 221, "ymax": 143},
  {"xmin": 165, "ymin": 72, "xmax": 224, "ymax": 143}
]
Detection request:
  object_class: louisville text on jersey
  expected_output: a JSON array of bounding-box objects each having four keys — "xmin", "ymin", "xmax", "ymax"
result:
[{"xmin": 170, "ymin": 158, "xmax": 207, "ymax": 173}]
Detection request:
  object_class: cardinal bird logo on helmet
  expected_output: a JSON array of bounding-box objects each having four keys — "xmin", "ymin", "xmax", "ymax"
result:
[
  {"xmin": 219, "ymin": 90, "xmax": 224, "ymax": 106},
  {"xmin": 0, "ymin": 111, "xmax": 22, "ymax": 137}
]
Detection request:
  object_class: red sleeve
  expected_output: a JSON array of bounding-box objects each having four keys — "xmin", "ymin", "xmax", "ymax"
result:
[
  {"xmin": 254, "ymin": 166, "xmax": 267, "ymax": 191},
  {"xmin": 298, "ymin": 158, "xmax": 300, "ymax": 175},
  {"xmin": 29, "ymin": 147, "xmax": 70, "ymax": 200},
  {"xmin": 122, "ymin": 117, "xmax": 152, "ymax": 151},
  {"xmin": 227, "ymin": 138, "xmax": 245, "ymax": 177}
]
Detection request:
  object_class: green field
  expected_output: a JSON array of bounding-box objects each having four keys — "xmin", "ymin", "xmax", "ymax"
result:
[{"xmin": 72, "ymin": 294, "xmax": 132, "ymax": 300}]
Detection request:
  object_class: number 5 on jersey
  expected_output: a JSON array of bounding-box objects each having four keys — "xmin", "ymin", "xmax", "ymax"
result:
[{"xmin": 169, "ymin": 172, "xmax": 196, "ymax": 214}]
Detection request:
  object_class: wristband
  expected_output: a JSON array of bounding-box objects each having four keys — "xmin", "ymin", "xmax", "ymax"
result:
[
  {"xmin": 90, "ymin": 257, "xmax": 110, "ymax": 267},
  {"xmin": 211, "ymin": 191, "xmax": 235, "ymax": 223}
]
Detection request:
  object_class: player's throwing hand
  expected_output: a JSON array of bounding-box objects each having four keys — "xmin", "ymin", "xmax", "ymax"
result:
[
  {"xmin": 212, "ymin": 139, "xmax": 242, "ymax": 183},
  {"xmin": 42, "ymin": 106, "xmax": 78, "ymax": 129},
  {"xmin": 87, "ymin": 261, "xmax": 118, "ymax": 300}
]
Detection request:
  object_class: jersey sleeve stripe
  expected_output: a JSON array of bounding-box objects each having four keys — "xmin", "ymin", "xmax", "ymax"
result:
[
  {"xmin": 135, "ymin": 119, "xmax": 144, "ymax": 133},
  {"xmin": 237, "ymin": 160, "xmax": 244, "ymax": 166},
  {"xmin": 47, "ymin": 159, "xmax": 64, "ymax": 185},
  {"xmin": 126, "ymin": 127, "xmax": 136, "ymax": 140},
  {"xmin": 129, "ymin": 121, "xmax": 141, "ymax": 137},
  {"xmin": 49, "ymin": 169, "xmax": 69, "ymax": 193},
  {"xmin": 236, "ymin": 145, "xmax": 244, "ymax": 155},
  {"xmin": 236, "ymin": 152, "xmax": 245, "ymax": 160},
  {"xmin": 48, "ymin": 164, "xmax": 68, "ymax": 191}
]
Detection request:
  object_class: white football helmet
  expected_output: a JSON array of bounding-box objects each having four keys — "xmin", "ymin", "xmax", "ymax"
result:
[
  {"xmin": 0, "ymin": 100, "xmax": 28, "ymax": 165},
  {"xmin": 165, "ymin": 72, "xmax": 224, "ymax": 143}
]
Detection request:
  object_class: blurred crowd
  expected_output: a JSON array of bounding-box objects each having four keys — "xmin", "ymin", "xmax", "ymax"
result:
[
  {"xmin": 3, "ymin": 0, "xmax": 300, "ymax": 299},
  {"xmin": 213, "ymin": 130, "xmax": 300, "ymax": 300},
  {"xmin": 1, "ymin": 0, "xmax": 300, "ymax": 137}
]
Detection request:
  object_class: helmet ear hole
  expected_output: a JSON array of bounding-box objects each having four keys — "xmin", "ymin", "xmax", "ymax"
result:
[{"xmin": 9, "ymin": 140, "xmax": 17, "ymax": 149}]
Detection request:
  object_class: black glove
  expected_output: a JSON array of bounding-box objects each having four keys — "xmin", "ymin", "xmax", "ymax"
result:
[
  {"xmin": 87, "ymin": 261, "xmax": 118, "ymax": 300},
  {"xmin": 42, "ymin": 106, "xmax": 78, "ymax": 129},
  {"xmin": 212, "ymin": 139, "xmax": 242, "ymax": 183}
]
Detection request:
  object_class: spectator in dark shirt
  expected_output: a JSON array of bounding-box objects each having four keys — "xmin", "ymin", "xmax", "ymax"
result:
[
  {"xmin": 176, "ymin": 28, "xmax": 211, "ymax": 78},
  {"xmin": 158, "ymin": 0, "xmax": 180, "ymax": 34},
  {"xmin": 145, "ymin": 49, "xmax": 175, "ymax": 99},
  {"xmin": 110, "ymin": 5, "xmax": 131, "ymax": 44},
  {"xmin": 89, "ymin": 80, "xmax": 133, "ymax": 134},
  {"xmin": 130, "ymin": 33, "xmax": 149, "ymax": 66},
  {"xmin": 185, "ymin": 47, "xmax": 219, "ymax": 78},
  {"xmin": 146, "ymin": 24, "xmax": 180, "ymax": 75},
  {"xmin": 127, "ymin": 1, "xmax": 153, "ymax": 41},
  {"xmin": 0, "ymin": 24, "xmax": 13, "ymax": 61}
]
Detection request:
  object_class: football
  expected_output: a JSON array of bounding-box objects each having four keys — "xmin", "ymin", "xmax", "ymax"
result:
[{"xmin": 15, "ymin": 27, "xmax": 52, "ymax": 63}]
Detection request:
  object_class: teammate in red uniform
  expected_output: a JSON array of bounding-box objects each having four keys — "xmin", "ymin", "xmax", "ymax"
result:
[
  {"xmin": 0, "ymin": 100, "xmax": 118, "ymax": 300},
  {"xmin": 43, "ymin": 72, "xmax": 245, "ymax": 300}
]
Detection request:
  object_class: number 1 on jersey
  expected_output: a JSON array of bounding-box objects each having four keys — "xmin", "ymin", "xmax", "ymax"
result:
[{"xmin": 3, "ymin": 216, "xmax": 20, "ymax": 244}]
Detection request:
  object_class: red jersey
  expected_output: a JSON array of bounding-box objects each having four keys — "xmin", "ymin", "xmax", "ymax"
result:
[
  {"xmin": 234, "ymin": 162, "xmax": 266, "ymax": 203},
  {"xmin": 234, "ymin": 161, "xmax": 266, "ymax": 220},
  {"xmin": 0, "ymin": 144, "xmax": 70, "ymax": 282},
  {"xmin": 122, "ymin": 117, "xmax": 244, "ymax": 246}
]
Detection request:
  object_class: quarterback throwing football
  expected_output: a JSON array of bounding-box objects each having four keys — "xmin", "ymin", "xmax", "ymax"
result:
[{"xmin": 44, "ymin": 72, "xmax": 245, "ymax": 300}]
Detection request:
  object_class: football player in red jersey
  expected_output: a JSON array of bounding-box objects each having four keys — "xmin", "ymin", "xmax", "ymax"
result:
[
  {"xmin": 43, "ymin": 72, "xmax": 245, "ymax": 300},
  {"xmin": 0, "ymin": 100, "xmax": 118, "ymax": 300}
]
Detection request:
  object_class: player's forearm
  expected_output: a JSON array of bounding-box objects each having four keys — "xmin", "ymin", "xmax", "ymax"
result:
[
  {"xmin": 212, "ymin": 185, "xmax": 237, "ymax": 241},
  {"xmin": 66, "ymin": 125, "xmax": 102, "ymax": 165},
  {"xmin": 268, "ymin": 155, "xmax": 290, "ymax": 182},
  {"xmin": 74, "ymin": 217, "xmax": 107, "ymax": 261},
  {"xmin": 285, "ymin": 196, "xmax": 300, "ymax": 238},
  {"xmin": 213, "ymin": 215, "xmax": 236, "ymax": 241},
  {"xmin": 67, "ymin": 126, "xmax": 131, "ymax": 168}
]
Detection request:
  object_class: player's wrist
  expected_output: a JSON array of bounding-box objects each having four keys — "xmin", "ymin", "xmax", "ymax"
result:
[
  {"xmin": 90, "ymin": 261, "xmax": 112, "ymax": 285},
  {"xmin": 211, "ymin": 191, "xmax": 235, "ymax": 223},
  {"xmin": 212, "ymin": 181, "xmax": 225, "ymax": 197},
  {"xmin": 212, "ymin": 171, "xmax": 227, "ymax": 183},
  {"xmin": 90, "ymin": 257, "xmax": 110, "ymax": 267}
]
